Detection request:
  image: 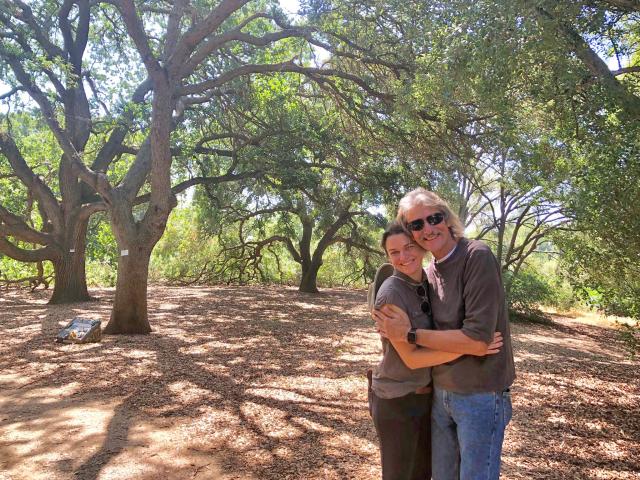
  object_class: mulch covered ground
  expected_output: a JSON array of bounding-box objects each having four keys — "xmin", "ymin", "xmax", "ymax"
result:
[{"xmin": 0, "ymin": 285, "xmax": 638, "ymax": 480}]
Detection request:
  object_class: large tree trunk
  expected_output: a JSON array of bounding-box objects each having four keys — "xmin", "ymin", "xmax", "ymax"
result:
[
  {"xmin": 49, "ymin": 253, "xmax": 90, "ymax": 303},
  {"xmin": 299, "ymin": 260, "xmax": 321, "ymax": 293},
  {"xmin": 104, "ymin": 250, "xmax": 152, "ymax": 334},
  {"xmin": 101, "ymin": 71, "xmax": 174, "ymax": 335},
  {"xmin": 48, "ymin": 220, "xmax": 91, "ymax": 304}
]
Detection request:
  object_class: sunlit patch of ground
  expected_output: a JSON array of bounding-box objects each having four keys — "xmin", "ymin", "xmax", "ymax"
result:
[
  {"xmin": 0, "ymin": 285, "xmax": 638, "ymax": 479},
  {"xmin": 543, "ymin": 306, "xmax": 637, "ymax": 328}
]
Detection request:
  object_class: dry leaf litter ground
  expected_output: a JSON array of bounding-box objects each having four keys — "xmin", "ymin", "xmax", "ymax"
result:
[{"xmin": 0, "ymin": 285, "xmax": 638, "ymax": 480}]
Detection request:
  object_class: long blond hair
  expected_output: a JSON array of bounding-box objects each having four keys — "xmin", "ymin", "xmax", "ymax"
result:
[{"xmin": 396, "ymin": 188, "xmax": 465, "ymax": 240}]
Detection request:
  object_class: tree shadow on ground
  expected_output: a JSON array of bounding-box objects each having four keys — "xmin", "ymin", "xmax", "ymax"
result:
[
  {"xmin": 0, "ymin": 286, "xmax": 380, "ymax": 480},
  {"xmin": 1, "ymin": 286, "xmax": 638, "ymax": 480},
  {"xmin": 503, "ymin": 318, "xmax": 640, "ymax": 479}
]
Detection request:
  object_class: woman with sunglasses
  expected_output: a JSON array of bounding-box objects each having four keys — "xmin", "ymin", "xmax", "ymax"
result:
[
  {"xmin": 374, "ymin": 188, "xmax": 516, "ymax": 480},
  {"xmin": 370, "ymin": 221, "xmax": 502, "ymax": 480}
]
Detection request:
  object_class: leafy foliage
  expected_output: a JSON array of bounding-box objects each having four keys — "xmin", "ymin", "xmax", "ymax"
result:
[
  {"xmin": 504, "ymin": 268, "xmax": 553, "ymax": 320},
  {"xmin": 1, "ymin": 0, "xmax": 638, "ymax": 329}
]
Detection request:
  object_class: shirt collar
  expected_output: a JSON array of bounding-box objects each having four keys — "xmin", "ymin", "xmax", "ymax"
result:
[
  {"xmin": 392, "ymin": 268, "xmax": 427, "ymax": 286},
  {"xmin": 435, "ymin": 243, "xmax": 458, "ymax": 264}
]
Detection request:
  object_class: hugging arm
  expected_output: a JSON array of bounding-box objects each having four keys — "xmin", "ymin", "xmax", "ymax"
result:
[
  {"xmin": 374, "ymin": 303, "xmax": 500, "ymax": 370},
  {"xmin": 390, "ymin": 337, "xmax": 462, "ymax": 370},
  {"xmin": 373, "ymin": 303, "xmax": 503, "ymax": 356}
]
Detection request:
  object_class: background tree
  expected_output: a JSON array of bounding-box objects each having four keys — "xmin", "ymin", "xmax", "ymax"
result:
[
  {"xmin": 555, "ymin": 119, "xmax": 640, "ymax": 319},
  {"xmin": 2, "ymin": 0, "xmax": 638, "ymax": 326},
  {"xmin": 526, "ymin": 0, "xmax": 640, "ymax": 119},
  {"xmin": 0, "ymin": 2, "xmax": 147, "ymax": 303},
  {"xmin": 196, "ymin": 77, "xmax": 386, "ymax": 292},
  {"xmin": 1, "ymin": 0, "xmax": 396, "ymax": 332}
]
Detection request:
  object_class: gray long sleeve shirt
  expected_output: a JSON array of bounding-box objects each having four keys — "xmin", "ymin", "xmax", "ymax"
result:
[{"xmin": 372, "ymin": 270, "xmax": 434, "ymax": 399}]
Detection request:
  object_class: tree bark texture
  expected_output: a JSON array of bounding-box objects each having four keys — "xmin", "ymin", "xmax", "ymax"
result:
[
  {"xmin": 48, "ymin": 215, "xmax": 92, "ymax": 304},
  {"xmin": 299, "ymin": 260, "xmax": 321, "ymax": 293},
  {"xmin": 104, "ymin": 250, "xmax": 152, "ymax": 334},
  {"xmin": 49, "ymin": 253, "xmax": 90, "ymax": 304}
]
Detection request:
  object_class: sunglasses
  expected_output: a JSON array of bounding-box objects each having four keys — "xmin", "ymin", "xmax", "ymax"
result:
[
  {"xmin": 406, "ymin": 212, "xmax": 445, "ymax": 232},
  {"xmin": 416, "ymin": 284, "xmax": 433, "ymax": 320}
]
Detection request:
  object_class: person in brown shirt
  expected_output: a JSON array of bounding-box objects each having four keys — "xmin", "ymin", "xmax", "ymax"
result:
[
  {"xmin": 371, "ymin": 221, "xmax": 503, "ymax": 480},
  {"xmin": 375, "ymin": 189, "xmax": 515, "ymax": 480}
]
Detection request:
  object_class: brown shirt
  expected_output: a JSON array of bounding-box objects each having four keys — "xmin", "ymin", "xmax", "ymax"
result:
[
  {"xmin": 428, "ymin": 238, "xmax": 516, "ymax": 393},
  {"xmin": 372, "ymin": 270, "xmax": 433, "ymax": 399}
]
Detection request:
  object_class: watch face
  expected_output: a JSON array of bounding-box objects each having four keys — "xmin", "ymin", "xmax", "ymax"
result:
[{"xmin": 407, "ymin": 328, "xmax": 417, "ymax": 344}]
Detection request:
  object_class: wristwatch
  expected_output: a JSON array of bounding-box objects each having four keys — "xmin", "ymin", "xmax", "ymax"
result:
[{"xmin": 407, "ymin": 327, "xmax": 417, "ymax": 344}]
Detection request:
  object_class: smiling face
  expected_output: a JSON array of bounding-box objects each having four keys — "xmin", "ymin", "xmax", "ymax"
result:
[
  {"xmin": 385, "ymin": 232, "xmax": 426, "ymax": 281},
  {"xmin": 404, "ymin": 204, "xmax": 458, "ymax": 260}
]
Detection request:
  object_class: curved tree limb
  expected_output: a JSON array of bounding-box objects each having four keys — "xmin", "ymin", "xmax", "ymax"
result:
[
  {"xmin": 0, "ymin": 237, "xmax": 53, "ymax": 262},
  {"xmin": 0, "ymin": 131, "xmax": 62, "ymax": 229}
]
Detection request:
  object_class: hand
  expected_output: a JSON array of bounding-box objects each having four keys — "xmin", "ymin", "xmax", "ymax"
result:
[
  {"xmin": 474, "ymin": 331, "xmax": 503, "ymax": 356},
  {"xmin": 372, "ymin": 303, "xmax": 412, "ymax": 343}
]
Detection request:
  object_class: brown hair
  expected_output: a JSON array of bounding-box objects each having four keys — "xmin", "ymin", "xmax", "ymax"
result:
[{"xmin": 380, "ymin": 220, "xmax": 426, "ymax": 254}]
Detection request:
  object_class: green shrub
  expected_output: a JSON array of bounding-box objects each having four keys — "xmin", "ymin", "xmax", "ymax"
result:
[
  {"xmin": 505, "ymin": 269, "xmax": 553, "ymax": 321},
  {"xmin": 1, "ymin": 256, "xmax": 41, "ymax": 280},
  {"xmin": 546, "ymin": 277, "xmax": 577, "ymax": 311},
  {"xmin": 86, "ymin": 261, "xmax": 117, "ymax": 287},
  {"xmin": 0, "ymin": 256, "xmax": 53, "ymax": 289}
]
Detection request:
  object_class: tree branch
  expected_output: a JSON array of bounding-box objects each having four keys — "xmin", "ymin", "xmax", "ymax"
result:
[
  {"xmin": 0, "ymin": 131, "xmax": 62, "ymax": 229},
  {"xmin": 0, "ymin": 86, "xmax": 24, "ymax": 100},
  {"xmin": 330, "ymin": 235, "xmax": 382, "ymax": 256},
  {"xmin": 163, "ymin": 0, "xmax": 188, "ymax": 61},
  {"xmin": 0, "ymin": 47, "xmax": 114, "ymax": 201},
  {"xmin": 0, "ymin": 205, "xmax": 53, "ymax": 245},
  {"xmin": 133, "ymin": 169, "xmax": 263, "ymax": 205},
  {"xmin": 180, "ymin": 60, "xmax": 392, "ymax": 102},
  {"xmin": 115, "ymin": 0, "xmax": 164, "ymax": 79},
  {"xmin": 534, "ymin": 5, "xmax": 640, "ymax": 118},
  {"xmin": 612, "ymin": 66, "xmax": 640, "ymax": 76},
  {"xmin": 181, "ymin": 22, "xmax": 311, "ymax": 78},
  {"xmin": 601, "ymin": 0, "xmax": 640, "ymax": 13},
  {"xmin": 90, "ymin": 78, "xmax": 152, "ymax": 173},
  {"xmin": 167, "ymin": 0, "xmax": 251, "ymax": 73},
  {"xmin": 0, "ymin": 237, "xmax": 53, "ymax": 262}
]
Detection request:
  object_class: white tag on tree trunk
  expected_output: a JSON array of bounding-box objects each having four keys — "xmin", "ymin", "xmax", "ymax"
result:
[
  {"xmin": 70, "ymin": 249, "xmax": 75, "ymax": 253},
  {"xmin": 121, "ymin": 249, "xmax": 129, "ymax": 256}
]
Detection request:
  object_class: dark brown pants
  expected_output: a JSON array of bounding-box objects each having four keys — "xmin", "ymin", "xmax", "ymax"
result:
[{"xmin": 369, "ymin": 388, "xmax": 432, "ymax": 480}]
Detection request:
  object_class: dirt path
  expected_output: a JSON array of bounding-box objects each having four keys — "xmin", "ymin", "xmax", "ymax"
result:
[{"xmin": 0, "ymin": 286, "xmax": 638, "ymax": 479}]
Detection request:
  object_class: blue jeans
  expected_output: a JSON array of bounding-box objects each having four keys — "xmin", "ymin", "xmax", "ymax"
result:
[{"xmin": 431, "ymin": 387, "xmax": 512, "ymax": 480}]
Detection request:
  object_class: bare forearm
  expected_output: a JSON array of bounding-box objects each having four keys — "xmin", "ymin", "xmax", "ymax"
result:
[
  {"xmin": 374, "ymin": 303, "xmax": 500, "ymax": 356},
  {"xmin": 391, "ymin": 339, "xmax": 462, "ymax": 370},
  {"xmin": 415, "ymin": 329, "xmax": 489, "ymax": 355}
]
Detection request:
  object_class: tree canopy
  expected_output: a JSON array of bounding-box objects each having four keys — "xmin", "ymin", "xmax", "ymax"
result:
[{"xmin": 1, "ymin": 0, "xmax": 638, "ymax": 326}]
